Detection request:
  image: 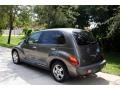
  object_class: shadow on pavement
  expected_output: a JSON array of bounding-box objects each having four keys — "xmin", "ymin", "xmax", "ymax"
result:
[{"xmin": 7, "ymin": 61, "xmax": 109, "ymax": 85}]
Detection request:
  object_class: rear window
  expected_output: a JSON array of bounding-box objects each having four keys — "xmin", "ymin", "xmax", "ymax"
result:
[{"xmin": 73, "ymin": 31, "xmax": 96, "ymax": 45}]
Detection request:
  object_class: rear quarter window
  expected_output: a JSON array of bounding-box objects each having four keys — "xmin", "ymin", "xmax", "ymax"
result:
[{"xmin": 39, "ymin": 31, "xmax": 66, "ymax": 44}]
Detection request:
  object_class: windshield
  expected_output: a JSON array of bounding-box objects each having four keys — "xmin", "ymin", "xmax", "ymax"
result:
[{"xmin": 73, "ymin": 31, "xmax": 96, "ymax": 45}]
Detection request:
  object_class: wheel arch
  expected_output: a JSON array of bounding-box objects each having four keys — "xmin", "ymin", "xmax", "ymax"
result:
[
  {"xmin": 48, "ymin": 56, "xmax": 78, "ymax": 77},
  {"xmin": 49, "ymin": 59, "xmax": 68, "ymax": 73},
  {"xmin": 12, "ymin": 47, "xmax": 25, "ymax": 61},
  {"xmin": 12, "ymin": 48, "xmax": 19, "ymax": 55},
  {"xmin": 12, "ymin": 48, "xmax": 17, "ymax": 52}
]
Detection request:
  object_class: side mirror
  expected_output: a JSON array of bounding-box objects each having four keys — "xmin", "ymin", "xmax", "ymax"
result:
[
  {"xmin": 33, "ymin": 40, "xmax": 39, "ymax": 43},
  {"xmin": 24, "ymin": 38, "xmax": 28, "ymax": 43},
  {"xmin": 28, "ymin": 39, "xmax": 38, "ymax": 44},
  {"xmin": 28, "ymin": 40, "xmax": 33, "ymax": 44}
]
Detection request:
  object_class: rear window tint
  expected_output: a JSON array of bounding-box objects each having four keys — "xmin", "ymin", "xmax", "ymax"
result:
[
  {"xmin": 73, "ymin": 31, "xmax": 96, "ymax": 45},
  {"xmin": 39, "ymin": 31, "xmax": 66, "ymax": 44}
]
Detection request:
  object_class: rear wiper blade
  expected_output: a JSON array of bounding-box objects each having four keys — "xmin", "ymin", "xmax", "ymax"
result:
[
  {"xmin": 86, "ymin": 41, "xmax": 97, "ymax": 44},
  {"xmin": 89, "ymin": 41, "xmax": 97, "ymax": 44}
]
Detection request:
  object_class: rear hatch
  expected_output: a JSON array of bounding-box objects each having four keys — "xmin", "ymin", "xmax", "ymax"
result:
[{"xmin": 73, "ymin": 31, "xmax": 104, "ymax": 66}]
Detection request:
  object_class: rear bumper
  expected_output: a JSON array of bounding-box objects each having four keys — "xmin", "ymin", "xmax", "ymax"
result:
[{"xmin": 76, "ymin": 60, "xmax": 106, "ymax": 75}]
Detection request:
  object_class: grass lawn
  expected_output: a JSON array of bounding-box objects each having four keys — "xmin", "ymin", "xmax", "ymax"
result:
[
  {"xmin": 0, "ymin": 36, "xmax": 120, "ymax": 76},
  {"xmin": 102, "ymin": 52, "xmax": 120, "ymax": 76},
  {"xmin": 0, "ymin": 36, "xmax": 24, "ymax": 48}
]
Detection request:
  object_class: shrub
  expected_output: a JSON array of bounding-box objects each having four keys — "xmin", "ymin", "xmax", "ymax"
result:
[{"xmin": 22, "ymin": 28, "xmax": 32, "ymax": 38}]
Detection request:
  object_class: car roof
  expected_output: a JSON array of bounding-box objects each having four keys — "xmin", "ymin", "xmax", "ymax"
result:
[{"xmin": 40, "ymin": 28, "xmax": 83, "ymax": 34}]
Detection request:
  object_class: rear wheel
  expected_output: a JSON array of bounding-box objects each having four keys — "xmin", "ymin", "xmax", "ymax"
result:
[
  {"xmin": 51, "ymin": 61, "xmax": 69, "ymax": 82},
  {"xmin": 12, "ymin": 50, "xmax": 21, "ymax": 64}
]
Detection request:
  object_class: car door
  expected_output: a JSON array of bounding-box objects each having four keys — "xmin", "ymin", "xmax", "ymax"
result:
[
  {"xmin": 36, "ymin": 31, "xmax": 66, "ymax": 67},
  {"xmin": 22, "ymin": 32, "xmax": 41, "ymax": 64}
]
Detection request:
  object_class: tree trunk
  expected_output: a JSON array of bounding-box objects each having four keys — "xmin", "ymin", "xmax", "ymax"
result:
[{"xmin": 7, "ymin": 7, "xmax": 13, "ymax": 44}]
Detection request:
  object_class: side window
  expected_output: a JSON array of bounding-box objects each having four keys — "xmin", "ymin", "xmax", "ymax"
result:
[
  {"xmin": 39, "ymin": 31, "xmax": 66, "ymax": 44},
  {"xmin": 28, "ymin": 32, "xmax": 41, "ymax": 44},
  {"xmin": 56, "ymin": 32, "xmax": 66, "ymax": 44}
]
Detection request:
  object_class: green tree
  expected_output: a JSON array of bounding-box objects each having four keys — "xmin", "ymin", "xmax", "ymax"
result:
[
  {"xmin": 34, "ymin": 5, "xmax": 79, "ymax": 28},
  {"xmin": 15, "ymin": 5, "xmax": 32, "ymax": 28},
  {"xmin": 75, "ymin": 6, "xmax": 90, "ymax": 29},
  {"xmin": 0, "ymin": 5, "xmax": 19, "ymax": 44},
  {"xmin": 7, "ymin": 6, "xmax": 16, "ymax": 44},
  {"xmin": 0, "ymin": 5, "xmax": 16, "ymax": 43},
  {"xmin": 86, "ymin": 5, "xmax": 120, "ymax": 51},
  {"xmin": 0, "ymin": 6, "xmax": 9, "ymax": 36},
  {"xmin": 86, "ymin": 6, "xmax": 119, "ymax": 38},
  {"xmin": 0, "ymin": 5, "xmax": 32, "ymax": 44}
]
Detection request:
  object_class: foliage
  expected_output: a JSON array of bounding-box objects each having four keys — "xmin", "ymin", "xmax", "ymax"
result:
[
  {"xmin": 22, "ymin": 28, "xmax": 32, "ymax": 38},
  {"xmin": 0, "ymin": 6, "xmax": 9, "ymax": 29},
  {"xmin": 34, "ymin": 5, "xmax": 79, "ymax": 28},
  {"xmin": 83, "ymin": 6, "xmax": 120, "ymax": 51},
  {"xmin": 102, "ymin": 52, "xmax": 120, "ymax": 76},
  {"xmin": 14, "ymin": 6, "xmax": 32, "ymax": 28},
  {"xmin": 0, "ymin": 36, "xmax": 24, "ymax": 48},
  {"xmin": 0, "ymin": 5, "xmax": 32, "ymax": 44},
  {"xmin": 75, "ymin": 6, "xmax": 90, "ymax": 29}
]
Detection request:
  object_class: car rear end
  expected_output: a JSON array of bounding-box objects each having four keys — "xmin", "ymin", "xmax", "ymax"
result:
[{"xmin": 72, "ymin": 30, "xmax": 106, "ymax": 75}]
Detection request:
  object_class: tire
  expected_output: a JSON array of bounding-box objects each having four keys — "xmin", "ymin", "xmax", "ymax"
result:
[
  {"xmin": 51, "ymin": 61, "xmax": 69, "ymax": 82},
  {"xmin": 12, "ymin": 50, "xmax": 21, "ymax": 64}
]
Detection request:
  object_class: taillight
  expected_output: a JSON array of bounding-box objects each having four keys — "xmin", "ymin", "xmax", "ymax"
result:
[{"xmin": 68, "ymin": 55, "xmax": 79, "ymax": 65}]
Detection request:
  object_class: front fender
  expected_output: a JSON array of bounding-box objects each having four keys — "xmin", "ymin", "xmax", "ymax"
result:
[{"xmin": 12, "ymin": 46, "xmax": 25, "ymax": 61}]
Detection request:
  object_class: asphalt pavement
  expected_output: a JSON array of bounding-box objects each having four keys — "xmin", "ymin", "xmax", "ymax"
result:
[{"xmin": 0, "ymin": 46, "xmax": 120, "ymax": 85}]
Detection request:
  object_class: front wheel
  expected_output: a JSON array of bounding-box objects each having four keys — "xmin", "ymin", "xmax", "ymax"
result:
[
  {"xmin": 12, "ymin": 50, "xmax": 21, "ymax": 64},
  {"xmin": 51, "ymin": 61, "xmax": 69, "ymax": 82}
]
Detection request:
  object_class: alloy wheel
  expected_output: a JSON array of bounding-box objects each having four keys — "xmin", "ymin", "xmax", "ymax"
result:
[
  {"xmin": 52, "ymin": 64, "xmax": 64, "ymax": 81},
  {"xmin": 12, "ymin": 51, "xmax": 19, "ymax": 63}
]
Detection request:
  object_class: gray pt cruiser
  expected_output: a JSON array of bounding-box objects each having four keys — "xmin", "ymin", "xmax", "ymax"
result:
[{"xmin": 12, "ymin": 28, "xmax": 106, "ymax": 82}]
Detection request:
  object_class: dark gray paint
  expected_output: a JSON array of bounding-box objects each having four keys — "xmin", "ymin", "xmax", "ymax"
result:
[{"xmin": 12, "ymin": 28, "xmax": 106, "ymax": 77}]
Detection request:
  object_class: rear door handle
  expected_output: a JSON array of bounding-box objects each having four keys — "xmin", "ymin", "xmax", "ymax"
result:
[
  {"xmin": 51, "ymin": 48, "xmax": 56, "ymax": 50},
  {"xmin": 32, "ymin": 46, "xmax": 37, "ymax": 49}
]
